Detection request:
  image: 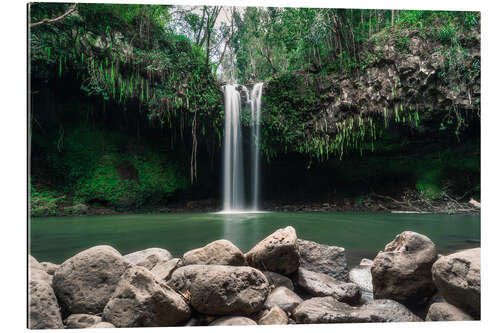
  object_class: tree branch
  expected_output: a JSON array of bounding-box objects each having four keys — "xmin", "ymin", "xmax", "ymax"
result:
[{"xmin": 30, "ymin": 4, "xmax": 77, "ymax": 28}]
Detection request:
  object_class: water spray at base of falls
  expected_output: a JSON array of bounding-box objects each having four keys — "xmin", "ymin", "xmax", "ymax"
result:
[{"xmin": 221, "ymin": 83, "xmax": 264, "ymax": 213}]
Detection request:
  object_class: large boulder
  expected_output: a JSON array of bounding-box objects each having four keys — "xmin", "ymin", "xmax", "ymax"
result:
[
  {"xmin": 258, "ymin": 306, "xmax": 288, "ymax": 325},
  {"xmin": 296, "ymin": 268, "xmax": 360, "ymax": 305},
  {"xmin": 426, "ymin": 302, "xmax": 474, "ymax": 321},
  {"xmin": 431, "ymin": 248, "xmax": 480, "ymax": 319},
  {"xmin": 40, "ymin": 262, "xmax": 59, "ymax": 275},
  {"xmin": 52, "ymin": 245, "xmax": 130, "ymax": 314},
  {"xmin": 263, "ymin": 271, "xmax": 294, "ymax": 290},
  {"xmin": 123, "ymin": 248, "xmax": 173, "ymax": 270},
  {"xmin": 293, "ymin": 296, "xmax": 421, "ymax": 324},
  {"xmin": 64, "ymin": 314, "xmax": 102, "ymax": 328},
  {"xmin": 102, "ymin": 266, "xmax": 190, "ymax": 327},
  {"xmin": 168, "ymin": 265, "xmax": 269, "ymax": 315},
  {"xmin": 29, "ymin": 280, "xmax": 64, "ymax": 329},
  {"xmin": 151, "ymin": 258, "xmax": 181, "ymax": 282},
  {"xmin": 209, "ymin": 316, "xmax": 257, "ymax": 326},
  {"xmin": 264, "ymin": 286, "xmax": 303, "ymax": 313},
  {"xmin": 181, "ymin": 240, "xmax": 245, "ymax": 266},
  {"xmin": 371, "ymin": 231, "xmax": 438, "ymax": 306},
  {"xmin": 245, "ymin": 226, "xmax": 299, "ymax": 276},
  {"xmin": 297, "ymin": 239, "xmax": 348, "ymax": 281}
]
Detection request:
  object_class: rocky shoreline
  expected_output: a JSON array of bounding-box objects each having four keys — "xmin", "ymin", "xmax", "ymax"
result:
[{"xmin": 28, "ymin": 227, "xmax": 480, "ymax": 328}]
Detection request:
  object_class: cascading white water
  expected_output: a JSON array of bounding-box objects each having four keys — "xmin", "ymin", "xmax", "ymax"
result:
[
  {"xmin": 250, "ymin": 83, "xmax": 263, "ymax": 210},
  {"xmin": 223, "ymin": 85, "xmax": 245, "ymax": 211},
  {"xmin": 221, "ymin": 83, "xmax": 263, "ymax": 213}
]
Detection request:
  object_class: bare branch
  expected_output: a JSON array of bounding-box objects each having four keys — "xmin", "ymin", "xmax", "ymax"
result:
[{"xmin": 30, "ymin": 4, "xmax": 77, "ymax": 28}]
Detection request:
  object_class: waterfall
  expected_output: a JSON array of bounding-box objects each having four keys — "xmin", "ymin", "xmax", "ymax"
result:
[
  {"xmin": 222, "ymin": 83, "xmax": 263, "ymax": 213},
  {"xmin": 250, "ymin": 83, "xmax": 263, "ymax": 210}
]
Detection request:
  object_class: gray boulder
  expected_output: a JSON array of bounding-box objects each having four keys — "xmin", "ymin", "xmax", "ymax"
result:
[
  {"xmin": 29, "ymin": 279, "xmax": 64, "ymax": 329},
  {"xmin": 123, "ymin": 248, "xmax": 173, "ymax": 270},
  {"xmin": 102, "ymin": 266, "xmax": 191, "ymax": 327},
  {"xmin": 297, "ymin": 239, "xmax": 348, "ymax": 281},
  {"xmin": 182, "ymin": 239, "xmax": 245, "ymax": 266},
  {"xmin": 89, "ymin": 322, "xmax": 115, "ymax": 328},
  {"xmin": 263, "ymin": 271, "xmax": 294, "ymax": 290},
  {"xmin": 293, "ymin": 296, "xmax": 421, "ymax": 324},
  {"xmin": 209, "ymin": 316, "xmax": 257, "ymax": 326},
  {"xmin": 258, "ymin": 306, "xmax": 288, "ymax": 325},
  {"xmin": 296, "ymin": 268, "xmax": 360, "ymax": 305},
  {"xmin": 151, "ymin": 258, "xmax": 181, "ymax": 282},
  {"xmin": 53, "ymin": 245, "xmax": 130, "ymax": 314},
  {"xmin": 168, "ymin": 264, "xmax": 269, "ymax": 315},
  {"xmin": 245, "ymin": 226, "xmax": 299, "ymax": 276},
  {"xmin": 426, "ymin": 302, "xmax": 474, "ymax": 321},
  {"xmin": 40, "ymin": 262, "xmax": 59, "ymax": 275},
  {"xmin": 371, "ymin": 231, "xmax": 438, "ymax": 305},
  {"xmin": 64, "ymin": 314, "xmax": 102, "ymax": 328},
  {"xmin": 432, "ymin": 248, "xmax": 480, "ymax": 319},
  {"xmin": 264, "ymin": 286, "xmax": 303, "ymax": 313}
]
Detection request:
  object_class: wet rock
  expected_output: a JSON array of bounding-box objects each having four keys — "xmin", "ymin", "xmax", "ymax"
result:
[
  {"xmin": 263, "ymin": 271, "xmax": 294, "ymax": 290},
  {"xmin": 293, "ymin": 297, "xmax": 421, "ymax": 324},
  {"xmin": 258, "ymin": 306, "xmax": 288, "ymax": 325},
  {"xmin": 168, "ymin": 264, "xmax": 269, "ymax": 315},
  {"xmin": 64, "ymin": 314, "xmax": 102, "ymax": 328},
  {"xmin": 29, "ymin": 279, "xmax": 64, "ymax": 329},
  {"xmin": 432, "ymin": 248, "xmax": 480, "ymax": 319},
  {"xmin": 182, "ymin": 239, "xmax": 245, "ymax": 266},
  {"xmin": 264, "ymin": 286, "xmax": 303, "ymax": 313},
  {"xmin": 426, "ymin": 302, "xmax": 474, "ymax": 321},
  {"xmin": 53, "ymin": 245, "xmax": 130, "ymax": 314},
  {"xmin": 209, "ymin": 316, "xmax": 257, "ymax": 326},
  {"xmin": 40, "ymin": 262, "xmax": 59, "ymax": 275},
  {"xmin": 371, "ymin": 231, "xmax": 438, "ymax": 306},
  {"xmin": 103, "ymin": 266, "xmax": 191, "ymax": 327},
  {"xmin": 296, "ymin": 268, "xmax": 360, "ymax": 305},
  {"xmin": 297, "ymin": 239, "xmax": 348, "ymax": 281},
  {"xmin": 245, "ymin": 226, "xmax": 299, "ymax": 276},
  {"xmin": 123, "ymin": 248, "xmax": 173, "ymax": 270},
  {"xmin": 151, "ymin": 258, "xmax": 181, "ymax": 282}
]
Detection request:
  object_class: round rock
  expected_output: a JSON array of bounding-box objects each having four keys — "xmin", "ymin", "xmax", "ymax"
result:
[
  {"xmin": 52, "ymin": 245, "xmax": 130, "ymax": 314},
  {"xmin": 209, "ymin": 316, "xmax": 257, "ymax": 326},
  {"xmin": 264, "ymin": 286, "xmax": 303, "ymax": 313},
  {"xmin": 182, "ymin": 239, "xmax": 245, "ymax": 266},
  {"xmin": 64, "ymin": 314, "xmax": 102, "ymax": 328},
  {"xmin": 297, "ymin": 239, "xmax": 348, "ymax": 281},
  {"xmin": 258, "ymin": 306, "xmax": 288, "ymax": 325},
  {"xmin": 168, "ymin": 264, "xmax": 269, "ymax": 315},
  {"xmin": 426, "ymin": 302, "xmax": 474, "ymax": 321},
  {"xmin": 29, "ymin": 279, "xmax": 64, "ymax": 329},
  {"xmin": 263, "ymin": 271, "xmax": 294, "ymax": 290},
  {"xmin": 123, "ymin": 248, "xmax": 173, "ymax": 270}
]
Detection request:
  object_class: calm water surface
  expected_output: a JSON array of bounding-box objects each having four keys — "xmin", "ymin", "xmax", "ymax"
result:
[{"xmin": 30, "ymin": 212, "xmax": 480, "ymax": 266}]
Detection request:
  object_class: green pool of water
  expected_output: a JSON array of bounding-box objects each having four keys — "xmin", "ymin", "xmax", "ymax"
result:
[{"xmin": 30, "ymin": 212, "xmax": 480, "ymax": 267}]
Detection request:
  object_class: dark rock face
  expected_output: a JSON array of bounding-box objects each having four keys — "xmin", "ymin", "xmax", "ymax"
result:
[
  {"xmin": 102, "ymin": 266, "xmax": 191, "ymax": 327},
  {"xmin": 371, "ymin": 231, "xmax": 438, "ymax": 306},
  {"xmin": 151, "ymin": 258, "xmax": 181, "ymax": 282},
  {"xmin": 181, "ymin": 240, "xmax": 245, "ymax": 266},
  {"xmin": 123, "ymin": 248, "xmax": 173, "ymax": 270},
  {"xmin": 245, "ymin": 226, "xmax": 299, "ymax": 276},
  {"xmin": 52, "ymin": 245, "xmax": 130, "ymax": 315},
  {"xmin": 263, "ymin": 271, "xmax": 295, "ymax": 290},
  {"xmin": 258, "ymin": 306, "xmax": 289, "ymax": 325},
  {"xmin": 293, "ymin": 296, "xmax": 421, "ymax": 324},
  {"xmin": 297, "ymin": 239, "xmax": 348, "ymax": 281},
  {"xmin": 426, "ymin": 302, "xmax": 474, "ymax": 321},
  {"xmin": 296, "ymin": 268, "xmax": 361, "ymax": 305},
  {"xmin": 168, "ymin": 265, "xmax": 270, "ymax": 315},
  {"xmin": 29, "ymin": 279, "xmax": 64, "ymax": 329},
  {"xmin": 264, "ymin": 286, "xmax": 303, "ymax": 313},
  {"xmin": 209, "ymin": 316, "xmax": 257, "ymax": 326},
  {"xmin": 64, "ymin": 314, "xmax": 102, "ymax": 328},
  {"xmin": 432, "ymin": 248, "xmax": 480, "ymax": 319}
]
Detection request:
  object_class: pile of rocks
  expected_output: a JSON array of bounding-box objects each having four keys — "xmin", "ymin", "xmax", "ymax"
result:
[{"xmin": 28, "ymin": 227, "xmax": 480, "ymax": 328}]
